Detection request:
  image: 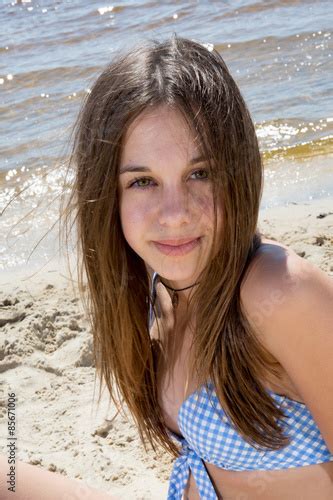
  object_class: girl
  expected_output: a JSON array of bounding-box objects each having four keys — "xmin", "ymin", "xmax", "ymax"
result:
[{"xmin": 2, "ymin": 36, "xmax": 333, "ymax": 499}]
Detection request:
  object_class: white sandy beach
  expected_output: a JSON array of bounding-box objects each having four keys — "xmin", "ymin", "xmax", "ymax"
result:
[{"xmin": 0, "ymin": 198, "xmax": 332, "ymax": 498}]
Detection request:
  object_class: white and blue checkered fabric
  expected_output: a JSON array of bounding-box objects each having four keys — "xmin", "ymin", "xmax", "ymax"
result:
[
  {"xmin": 147, "ymin": 274, "xmax": 333, "ymax": 499},
  {"xmin": 167, "ymin": 382, "xmax": 333, "ymax": 499}
]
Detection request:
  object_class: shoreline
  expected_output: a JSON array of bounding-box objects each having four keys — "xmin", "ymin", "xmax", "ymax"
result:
[{"xmin": 0, "ymin": 197, "xmax": 332, "ymax": 498}]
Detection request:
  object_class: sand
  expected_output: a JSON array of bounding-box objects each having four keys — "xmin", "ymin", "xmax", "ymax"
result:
[
  {"xmin": 0, "ymin": 264, "xmax": 172, "ymax": 498},
  {"xmin": 0, "ymin": 197, "xmax": 332, "ymax": 498}
]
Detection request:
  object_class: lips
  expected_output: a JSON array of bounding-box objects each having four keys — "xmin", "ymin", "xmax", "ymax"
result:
[
  {"xmin": 152, "ymin": 237, "xmax": 201, "ymax": 256},
  {"xmin": 153, "ymin": 237, "xmax": 199, "ymax": 246}
]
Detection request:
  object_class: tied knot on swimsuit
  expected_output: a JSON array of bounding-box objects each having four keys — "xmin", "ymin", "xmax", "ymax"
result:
[{"xmin": 168, "ymin": 438, "xmax": 219, "ymax": 500}]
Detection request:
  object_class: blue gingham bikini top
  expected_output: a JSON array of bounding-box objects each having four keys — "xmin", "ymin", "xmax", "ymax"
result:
[
  {"xmin": 166, "ymin": 382, "xmax": 333, "ymax": 500},
  {"xmin": 148, "ymin": 273, "xmax": 333, "ymax": 499}
]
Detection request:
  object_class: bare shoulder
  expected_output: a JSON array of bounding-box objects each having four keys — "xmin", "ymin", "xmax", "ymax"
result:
[
  {"xmin": 240, "ymin": 239, "xmax": 333, "ymax": 452},
  {"xmin": 240, "ymin": 237, "xmax": 307, "ymax": 310},
  {"xmin": 240, "ymin": 237, "xmax": 333, "ymax": 341}
]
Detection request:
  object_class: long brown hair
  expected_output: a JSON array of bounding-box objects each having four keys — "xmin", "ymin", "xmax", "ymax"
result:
[{"xmin": 62, "ymin": 36, "xmax": 288, "ymax": 457}]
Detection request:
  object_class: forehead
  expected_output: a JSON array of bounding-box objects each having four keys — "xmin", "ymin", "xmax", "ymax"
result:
[{"xmin": 121, "ymin": 105, "xmax": 201, "ymax": 161}]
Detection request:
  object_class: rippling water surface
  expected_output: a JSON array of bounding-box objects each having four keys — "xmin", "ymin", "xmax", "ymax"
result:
[{"xmin": 1, "ymin": 0, "xmax": 332, "ymax": 270}]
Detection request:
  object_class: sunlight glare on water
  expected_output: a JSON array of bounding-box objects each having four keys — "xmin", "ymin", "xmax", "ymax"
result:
[{"xmin": 1, "ymin": 0, "xmax": 332, "ymax": 271}]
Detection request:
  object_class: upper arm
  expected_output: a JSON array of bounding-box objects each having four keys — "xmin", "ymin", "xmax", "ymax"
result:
[{"xmin": 241, "ymin": 247, "xmax": 333, "ymax": 453}]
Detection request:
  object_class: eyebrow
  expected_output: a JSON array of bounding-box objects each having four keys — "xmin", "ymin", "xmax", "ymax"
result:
[{"xmin": 119, "ymin": 154, "xmax": 208, "ymax": 174}]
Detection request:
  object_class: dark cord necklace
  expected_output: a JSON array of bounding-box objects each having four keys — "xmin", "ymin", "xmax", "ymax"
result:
[{"xmin": 159, "ymin": 280, "xmax": 200, "ymax": 308}]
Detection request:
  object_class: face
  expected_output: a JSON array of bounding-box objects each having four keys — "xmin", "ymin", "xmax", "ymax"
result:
[{"xmin": 118, "ymin": 105, "xmax": 222, "ymax": 289}]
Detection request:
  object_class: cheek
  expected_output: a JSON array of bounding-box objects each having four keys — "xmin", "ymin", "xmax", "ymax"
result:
[
  {"xmin": 192, "ymin": 188, "xmax": 224, "ymax": 239},
  {"xmin": 190, "ymin": 187, "xmax": 216, "ymax": 221},
  {"xmin": 119, "ymin": 196, "xmax": 152, "ymax": 246}
]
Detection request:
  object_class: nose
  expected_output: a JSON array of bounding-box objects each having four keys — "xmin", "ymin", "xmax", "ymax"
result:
[{"xmin": 158, "ymin": 185, "xmax": 192, "ymax": 227}]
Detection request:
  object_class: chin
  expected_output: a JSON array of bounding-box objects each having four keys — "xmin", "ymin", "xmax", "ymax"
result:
[{"xmin": 154, "ymin": 265, "xmax": 200, "ymax": 283}]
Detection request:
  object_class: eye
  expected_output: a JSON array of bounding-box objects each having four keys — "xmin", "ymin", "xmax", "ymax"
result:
[
  {"xmin": 190, "ymin": 168, "xmax": 209, "ymax": 180},
  {"xmin": 127, "ymin": 169, "xmax": 209, "ymax": 189},
  {"xmin": 128, "ymin": 177, "xmax": 154, "ymax": 189}
]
